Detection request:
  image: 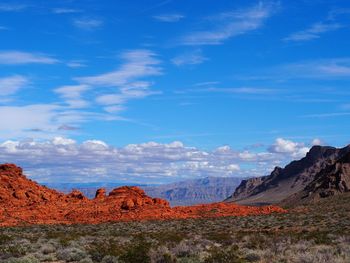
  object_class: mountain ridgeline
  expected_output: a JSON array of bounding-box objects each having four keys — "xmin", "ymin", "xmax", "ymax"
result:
[
  {"xmin": 225, "ymin": 144, "xmax": 350, "ymax": 206},
  {"xmin": 144, "ymin": 177, "xmax": 243, "ymax": 206},
  {"xmin": 56, "ymin": 177, "xmax": 243, "ymax": 206}
]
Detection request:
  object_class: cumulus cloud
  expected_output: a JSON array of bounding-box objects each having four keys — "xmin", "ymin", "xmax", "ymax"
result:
[
  {"xmin": 0, "ymin": 137, "xmax": 319, "ymax": 184},
  {"xmin": 312, "ymin": 138, "xmax": 323, "ymax": 146},
  {"xmin": 180, "ymin": 2, "xmax": 277, "ymax": 45},
  {"xmin": 0, "ymin": 138, "xmax": 239, "ymax": 183},
  {"xmin": 0, "ymin": 51, "xmax": 59, "ymax": 65},
  {"xmin": 268, "ymin": 138, "xmax": 310, "ymax": 158}
]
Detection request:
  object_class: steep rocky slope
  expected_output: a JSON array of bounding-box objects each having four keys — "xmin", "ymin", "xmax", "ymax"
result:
[
  {"xmin": 226, "ymin": 144, "xmax": 350, "ymax": 206},
  {"xmin": 0, "ymin": 164, "xmax": 285, "ymax": 226}
]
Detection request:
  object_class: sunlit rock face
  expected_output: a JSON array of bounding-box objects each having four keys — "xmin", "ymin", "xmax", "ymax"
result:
[{"xmin": 0, "ymin": 163, "xmax": 286, "ymax": 227}]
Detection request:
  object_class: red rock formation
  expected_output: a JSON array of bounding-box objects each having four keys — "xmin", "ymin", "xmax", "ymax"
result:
[{"xmin": 0, "ymin": 164, "xmax": 286, "ymax": 227}]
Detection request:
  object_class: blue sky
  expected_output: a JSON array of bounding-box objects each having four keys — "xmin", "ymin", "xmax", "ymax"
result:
[{"xmin": 0, "ymin": 0, "xmax": 350, "ymax": 184}]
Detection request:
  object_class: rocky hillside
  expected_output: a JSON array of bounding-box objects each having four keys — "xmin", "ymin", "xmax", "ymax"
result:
[
  {"xmin": 226, "ymin": 144, "xmax": 350, "ymax": 206},
  {"xmin": 0, "ymin": 163, "xmax": 285, "ymax": 226},
  {"xmin": 144, "ymin": 177, "xmax": 243, "ymax": 206}
]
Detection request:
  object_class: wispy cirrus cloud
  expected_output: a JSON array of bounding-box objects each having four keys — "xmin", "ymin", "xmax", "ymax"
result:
[
  {"xmin": 302, "ymin": 112, "xmax": 350, "ymax": 118},
  {"xmin": 0, "ymin": 75, "xmax": 29, "ymax": 97},
  {"xmin": 284, "ymin": 22, "xmax": 343, "ymax": 42},
  {"xmin": 55, "ymin": 84, "xmax": 90, "ymax": 109},
  {"xmin": 203, "ymin": 87, "xmax": 276, "ymax": 95},
  {"xmin": 171, "ymin": 49, "xmax": 208, "ymax": 66},
  {"xmin": 176, "ymin": 86, "xmax": 276, "ymax": 96},
  {"xmin": 0, "ymin": 51, "xmax": 59, "ymax": 65},
  {"xmin": 76, "ymin": 50, "xmax": 162, "ymax": 112},
  {"xmin": 180, "ymin": 2, "xmax": 278, "ymax": 45},
  {"xmin": 153, "ymin": 13, "xmax": 185, "ymax": 22},
  {"xmin": 282, "ymin": 58, "xmax": 350, "ymax": 78},
  {"xmin": 52, "ymin": 8, "xmax": 82, "ymax": 14},
  {"xmin": 73, "ymin": 18, "xmax": 103, "ymax": 30},
  {"xmin": 66, "ymin": 60, "xmax": 87, "ymax": 68},
  {"xmin": 0, "ymin": 3, "xmax": 27, "ymax": 12},
  {"xmin": 242, "ymin": 58, "xmax": 350, "ymax": 81},
  {"xmin": 0, "ymin": 49, "xmax": 162, "ymax": 139}
]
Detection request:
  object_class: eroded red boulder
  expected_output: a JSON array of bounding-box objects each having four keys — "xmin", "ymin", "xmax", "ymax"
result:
[{"xmin": 0, "ymin": 164, "xmax": 287, "ymax": 227}]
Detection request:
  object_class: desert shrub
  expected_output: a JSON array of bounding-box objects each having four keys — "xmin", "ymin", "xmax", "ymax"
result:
[
  {"xmin": 170, "ymin": 239, "xmax": 207, "ymax": 259},
  {"xmin": 33, "ymin": 252, "xmax": 56, "ymax": 262},
  {"xmin": 39, "ymin": 243, "xmax": 56, "ymax": 254},
  {"xmin": 0, "ymin": 244, "xmax": 28, "ymax": 258},
  {"xmin": 79, "ymin": 257, "xmax": 94, "ymax": 263},
  {"xmin": 0, "ymin": 234, "xmax": 13, "ymax": 245},
  {"xmin": 101, "ymin": 255, "xmax": 119, "ymax": 263},
  {"xmin": 150, "ymin": 231, "xmax": 186, "ymax": 244},
  {"xmin": 204, "ymin": 247, "xmax": 245, "ymax": 263},
  {"xmin": 57, "ymin": 247, "xmax": 87, "ymax": 262},
  {"xmin": 243, "ymin": 250, "xmax": 262, "ymax": 262},
  {"xmin": 87, "ymin": 240, "xmax": 123, "ymax": 262},
  {"xmin": 46, "ymin": 230, "xmax": 83, "ymax": 246},
  {"xmin": 205, "ymin": 232, "xmax": 233, "ymax": 245},
  {"xmin": 149, "ymin": 246, "xmax": 176, "ymax": 263},
  {"xmin": 4, "ymin": 255, "xmax": 40, "ymax": 263},
  {"xmin": 119, "ymin": 239, "xmax": 151, "ymax": 263}
]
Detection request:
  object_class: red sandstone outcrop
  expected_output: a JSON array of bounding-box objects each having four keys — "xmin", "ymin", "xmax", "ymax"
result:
[{"xmin": 0, "ymin": 164, "xmax": 286, "ymax": 227}]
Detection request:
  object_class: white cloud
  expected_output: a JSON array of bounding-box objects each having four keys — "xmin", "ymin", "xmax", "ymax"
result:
[
  {"xmin": 180, "ymin": 2, "xmax": 277, "ymax": 45},
  {"xmin": 66, "ymin": 60, "xmax": 87, "ymax": 68},
  {"xmin": 172, "ymin": 50, "xmax": 208, "ymax": 66},
  {"xmin": 269, "ymin": 138, "xmax": 310, "ymax": 158},
  {"xmin": 255, "ymin": 58, "xmax": 350, "ymax": 80},
  {"xmin": 0, "ymin": 104, "xmax": 60, "ymax": 138},
  {"xmin": 77, "ymin": 50, "xmax": 161, "ymax": 86},
  {"xmin": 311, "ymin": 138, "xmax": 323, "ymax": 146},
  {"xmin": 153, "ymin": 14, "xmax": 185, "ymax": 22},
  {"xmin": 0, "ymin": 137, "xmax": 319, "ymax": 183},
  {"xmin": 0, "ymin": 51, "xmax": 59, "ymax": 65},
  {"xmin": 73, "ymin": 18, "xmax": 103, "ymax": 30},
  {"xmin": 0, "ymin": 50, "xmax": 163, "ymax": 138},
  {"xmin": 52, "ymin": 8, "xmax": 82, "ymax": 14},
  {"xmin": 0, "ymin": 4, "xmax": 27, "ymax": 12},
  {"xmin": 55, "ymin": 84, "xmax": 90, "ymax": 108},
  {"xmin": 0, "ymin": 137, "xmax": 322, "ymax": 183},
  {"xmin": 76, "ymin": 49, "xmax": 162, "ymax": 112},
  {"xmin": 284, "ymin": 22, "xmax": 343, "ymax": 42},
  {"xmin": 0, "ymin": 75, "xmax": 29, "ymax": 96}
]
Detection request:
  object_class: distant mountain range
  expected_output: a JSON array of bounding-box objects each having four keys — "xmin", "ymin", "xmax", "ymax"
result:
[
  {"xmin": 225, "ymin": 144, "xmax": 350, "ymax": 206},
  {"xmin": 53, "ymin": 177, "xmax": 243, "ymax": 206},
  {"xmin": 144, "ymin": 177, "xmax": 243, "ymax": 206}
]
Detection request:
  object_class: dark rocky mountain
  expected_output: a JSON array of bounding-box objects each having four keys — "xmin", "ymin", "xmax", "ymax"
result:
[
  {"xmin": 226, "ymin": 144, "xmax": 350, "ymax": 206},
  {"xmin": 144, "ymin": 177, "xmax": 243, "ymax": 206}
]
